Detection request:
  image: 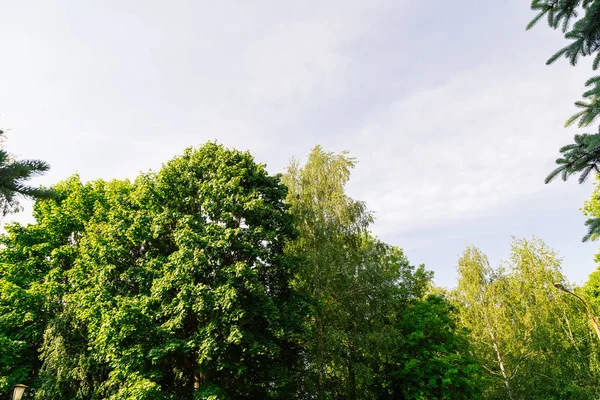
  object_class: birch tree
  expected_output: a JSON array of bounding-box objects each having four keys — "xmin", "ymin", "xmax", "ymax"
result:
[{"xmin": 455, "ymin": 238, "xmax": 600, "ymax": 399}]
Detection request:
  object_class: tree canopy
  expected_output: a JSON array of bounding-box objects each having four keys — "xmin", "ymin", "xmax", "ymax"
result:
[
  {"xmin": 0, "ymin": 143, "xmax": 482, "ymax": 399},
  {"xmin": 0, "ymin": 143, "xmax": 308, "ymax": 399},
  {"xmin": 283, "ymin": 146, "xmax": 481, "ymax": 399},
  {"xmin": 455, "ymin": 238, "xmax": 600, "ymax": 399}
]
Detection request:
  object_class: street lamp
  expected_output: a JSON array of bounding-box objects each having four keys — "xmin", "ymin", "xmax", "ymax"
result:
[
  {"xmin": 554, "ymin": 282, "xmax": 600, "ymax": 341},
  {"xmin": 12, "ymin": 384, "xmax": 27, "ymax": 400}
]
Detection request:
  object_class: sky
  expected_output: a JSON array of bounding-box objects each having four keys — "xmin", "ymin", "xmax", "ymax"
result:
[{"xmin": 0, "ymin": 0, "xmax": 598, "ymax": 287}]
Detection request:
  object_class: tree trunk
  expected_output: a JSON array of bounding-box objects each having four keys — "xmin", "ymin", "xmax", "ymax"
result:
[
  {"xmin": 317, "ymin": 311, "xmax": 325, "ymax": 400},
  {"xmin": 194, "ymin": 371, "xmax": 200, "ymax": 390},
  {"xmin": 488, "ymin": 328, "xmax": 514, "ymax": 400}
]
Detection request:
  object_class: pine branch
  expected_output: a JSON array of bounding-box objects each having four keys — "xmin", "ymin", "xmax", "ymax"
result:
[
  {"xmin": 583, "ymin": 217, "xmax": 600, "ymax": 241},
  {"xmin": 545, "ymin": 133, "xmax": 600, "ymax": 184},
  {"xmin": 0, "ymin": 127, "xmax": 54, "ymax": 215}
]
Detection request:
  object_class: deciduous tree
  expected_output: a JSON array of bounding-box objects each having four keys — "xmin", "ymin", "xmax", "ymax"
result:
[
  {"xmin": 455, "ymin": 238, "xmax": 600, "ymax": 399},
  {"xmin": 284, "ymin": 146, "xmax": 481, "ymax": 399},
  {"xmin": 1, "ymin": 143, "xmax": 308, "ymax": 399}
]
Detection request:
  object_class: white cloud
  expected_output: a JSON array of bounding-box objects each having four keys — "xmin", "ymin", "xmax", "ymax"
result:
[
  {"xmin": 1, "ymin": 0, "xmax": 598, "ymax": 287},
  {"xmin": 0, "ymin": 0, "xmax": 402, "ymax": 180},
  {"xmin": 345, "ymin": 59, "xmax": 593, "ymax": 236}
]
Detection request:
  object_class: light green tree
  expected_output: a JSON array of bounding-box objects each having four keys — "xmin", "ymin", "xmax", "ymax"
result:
[
  {"xmin": 283, "ymin": 146, "xmax": 380, "ymax": 398},
  {"xmin": 455, "ymin": 238, "xmax": 600, "ymax": 399},
  {"xmin": 283, "ymin": 146, "xmax": 481, "ymax": 399}
]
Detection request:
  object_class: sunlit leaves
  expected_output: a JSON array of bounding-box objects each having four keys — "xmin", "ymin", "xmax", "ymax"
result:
[
  {"xmin": 454, "ymin": 238, "xmax": 600, "ymax": 398},
  {"xmin": 0, "ymin": 143, "xmax": 306, "ymax": 399}
]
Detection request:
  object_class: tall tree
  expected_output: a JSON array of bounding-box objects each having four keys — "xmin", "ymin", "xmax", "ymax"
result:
[
  {"xmin": 283, "ymin": 146, "xmax": 480, "ymax": 399},
  {"xmin": 374, "ymin": 293, "xmax": 482, "ymax": 399},
  {"xmin": 283, "ymin": 146, "xmax": 378, "ymax": 399},
  {"xmin": 455, "ymin": 238, "xmax": 600, "ymax": 399},
  {"xmin": 455, "ymin": 246, "xmax": 516, "ymax": 399},
  {"xmin": 0, "ymin": 129, "xmax": 54, "ymax": 215},
  {"xmin": 0, "ymin": 176, "xmax": 103, "ymax": 397},
  {"xmin": 0, "ymin": 143, "xmax": 308, "ymax": 399}
]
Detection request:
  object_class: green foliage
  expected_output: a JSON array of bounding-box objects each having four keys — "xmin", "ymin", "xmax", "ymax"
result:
[
  {"xmin": 545, "ymin": 133, "xmax": 600, "ymax": 186},
  {"xmin": 0, "ymin": 142, "xmax": 485, "ymax": 399},
  {"xmin": 530, "ymin": 0, "xmax": 600, "ymax": 129},
  {"xmin": 283, "ymin": 146, "xmax": 481, "ymax": 399},
  {"xmin": 582, "ymin": 175, "xmax": 600, "ymax": 242},
  {"xmin": 527, "ymin": 0, "xmax": 600, "ymax": 242},
  {"xmin": 528, "ymin": 1, "xmax": 600, "ymax": 196},
  {"xmin": 373, "ymin": 294, "xmax": 482, "ymax": 399},
  {"xmin": 584, "ymin": 265, "xmax": 600, "ymax": 308},
  {"xmin": 0, "ymin": 143, "xmax": 307, "ymax": 399},
  {"xmin": 0, "ymin": 129, "xmax": 54, "ymax": 215},
  {"xmin": 0, "ymin": 175, "xmax": 95, "ymax": 395},
  {"xmin": 455, "ymin": 238, "xmax": 600, "ymax": 399},
  {"xmin": 283, "ymin": 147, "xmax": 383, "ymax": 398}
]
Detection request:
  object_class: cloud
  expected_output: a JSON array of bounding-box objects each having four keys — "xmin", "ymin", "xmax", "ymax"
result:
[
  {"xmin": 0, "ymin": 0, "xmax": 594, "ymax": 252},
  {"xmin": 344, "ymin": 58, "xmax": 592, "ymax": 236},
  {"xmin": 0, "ymin": 0, "xmax": 403, "ymax": 179}
]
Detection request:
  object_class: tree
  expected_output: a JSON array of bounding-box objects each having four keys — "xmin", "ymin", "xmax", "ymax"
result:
[
  {"xmin": 0, "ymin": 143, "xmax": 308, "ymax": 399},
  {"xmin": 584, "ymin": 264, "xmax": 600, "ymax": 310},
  {"xmin": 455, "ymin": 238, "xmax": 600, "ymax": 399},
  {"xmin": 1, "ymin": 142, "xmax": 484, "ymax": 399},
  {"xmin": 282, "ymin": 146, "xmax": 374, "ymax": 399},
  {"xmin": 374, "ymin": 294, "xmax": 482, "ymax": 400},
  {"xmin": 527, "ymin": 1, "xmax": 600, "ymax": 241},
  {"xmin": 0, "ymin": 176, "xmax": 102, "ymax": 397},
  {"xmin": 0, "ymin": 129, "xmax": 54, "ymax": 215},
  {"xmin": 283, "ymin": 146, "xmax": 481, "ymax": 399},
  {"xmin": 454, "ymin": 246, "xmax": 516, "ymax": 399},
  {"xmin": 582, "ymin": 176, "xmax": 600, "ymax": 243}
]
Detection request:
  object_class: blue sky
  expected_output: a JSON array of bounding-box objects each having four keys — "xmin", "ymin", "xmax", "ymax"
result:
[{"xmin": 1, "ymin": 0, "xmax": 598, "ymax": 287}]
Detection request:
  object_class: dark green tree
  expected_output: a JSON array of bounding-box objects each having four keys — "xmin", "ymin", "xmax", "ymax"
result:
[
  {"xmin": 527, "ymin": 1, "xmax": 600, "ymax": 240},
  {"xmin": 0, "ymin": 129, "xmax": 54, "ymax": 215},
  {"xmin": 372, "ymin": 294, "xmax": 482, "ymax": 400},
  {"xmin": 0, "ymin": 143, "xmax": 308, "ymax": 400}
]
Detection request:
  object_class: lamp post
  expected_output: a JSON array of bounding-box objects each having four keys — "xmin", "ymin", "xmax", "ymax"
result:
[
  {"xmin": 12, "ymin": 384, "xmax": 27, "ymax": 400},
  {"xmin": 554, "ymin": 282, "xmax": 600, "ymax": 341}
]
